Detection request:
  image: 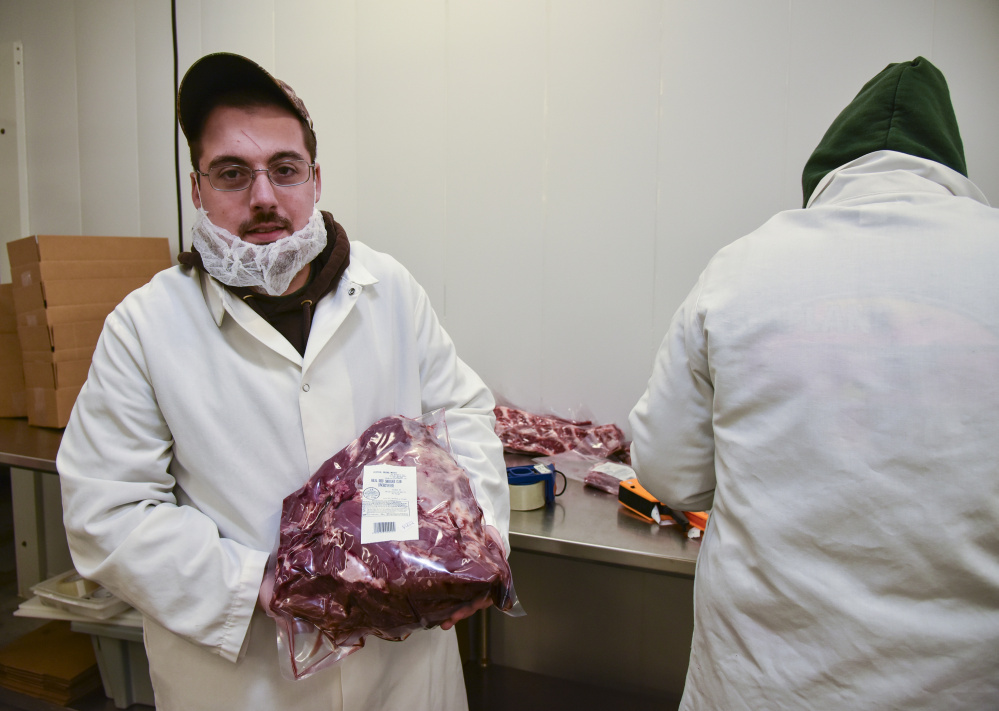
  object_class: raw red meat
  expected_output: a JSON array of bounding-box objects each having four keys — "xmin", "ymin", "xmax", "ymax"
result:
[
  {"xmin": 271, "ymin": 414, "xmax": 516, "ymax": 665},
  {"xmin": 583, "ymin": 469, "xmax": 623, "ymax": 494},
  {"xmin": 493, "ymin": 405, "xmax": 626, "ymax": 457}
]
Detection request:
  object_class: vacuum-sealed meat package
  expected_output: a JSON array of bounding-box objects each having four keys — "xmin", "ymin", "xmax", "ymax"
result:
[
  {"xmin": 493, "ymin": 405, "xmax": 627, "ymax": 458},
  {"xmin": 270, "ymin": 412, "xmax": 520, "ymax": 679}
]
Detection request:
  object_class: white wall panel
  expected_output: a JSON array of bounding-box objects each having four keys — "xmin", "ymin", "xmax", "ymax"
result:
[
  {"xmin": 654, "ymin": 0, "xmax": 789, "ymax": 349},
  {"xmin": 540, "ymin": 0, "xmax": 661, "ymax": 426},
  {"xmin": 135, "ymin": 0, "xmax": 179, "ymax": 248},
  {"xmin": 175, "ymin": 0, "xmax": 203, "ymax": 247},
  {"xmin": 198, "ymin": 0, "xmax": 275, "ymax": 64},
  {"xmin": 355, "ymin": 1, "xmax": 448, "ymax": 308},
  {"xmin": 444, "ymin": 0, "xmax": 547, "ymax": 409},
  {"xmin": 173, "ymin": 0, "xmax": 203, "ymax": 73},
  {"xmin": 932, "ymin": 0, "xmax": 999, "ymax": 205},
  {"xmin": 0, "ymin": 2, "xmax": 22, "ymax": 38},
  {"xmin": 278, "ymin": 0, "xmax": 358, "ymax": 231},
  {"xmin": 0, "ymin": 42, "xmax": 28, "ymax": 281},
  {"xmin": 176, "ymin": 0, "xmax": 279, "ymax": 249},
  {"xmin": 785, "ymin": 1, "xmax": 936, "ymax": 208},
  {"xmin": 15, "ymin": 0, "xmax": 82, "ymax": 236},
  {"xmin": 75, "ymin": 0, "xmax": 140, "ymax": 236}
]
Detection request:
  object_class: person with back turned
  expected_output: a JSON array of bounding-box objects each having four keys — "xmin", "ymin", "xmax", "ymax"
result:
[
  {"xmin": 629, "ymin": 57, "xmax": 999, "ymax": 710},
  {"xmin": 56, "ymin": 52, "xmax": 510, "ymax": 711}
]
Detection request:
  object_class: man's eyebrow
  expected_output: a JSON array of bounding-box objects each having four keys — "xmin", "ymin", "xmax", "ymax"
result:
[{"xmin": 206, "ymin": 150, "xmax": 307, "ymax": 170}]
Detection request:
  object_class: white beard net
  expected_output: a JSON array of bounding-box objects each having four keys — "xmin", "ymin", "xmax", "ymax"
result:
[{"xmin": 191, "ymin": 206, "xmax": 327, "ymax": 296}]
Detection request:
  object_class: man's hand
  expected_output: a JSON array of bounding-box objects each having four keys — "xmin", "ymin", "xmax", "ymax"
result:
[
  {"xmin": 439, "ymin": 524, "xmax": 505, "ymax": 630},
  {"xmin": 440, "ymin": 595, "xmax": 493, "ymax": 630},
  {"xmin": 258, "ymin": 558, "xmax": 276, "ymax": 616}
]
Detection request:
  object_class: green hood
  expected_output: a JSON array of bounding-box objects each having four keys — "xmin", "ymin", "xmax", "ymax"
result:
[{"xmin": 801, "ymin": 56, "xmax": 967, "ymax": 207}]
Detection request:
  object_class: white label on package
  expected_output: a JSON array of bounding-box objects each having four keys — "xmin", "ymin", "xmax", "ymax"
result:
[{"xmin": 361, "ymin": 465, "xmax": 420, "ymax": 544}]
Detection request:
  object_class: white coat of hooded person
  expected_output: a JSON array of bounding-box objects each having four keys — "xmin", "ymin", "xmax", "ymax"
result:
[{"xmin": 629, "ymin": 56, "xmax": 999, "ymax": 710}]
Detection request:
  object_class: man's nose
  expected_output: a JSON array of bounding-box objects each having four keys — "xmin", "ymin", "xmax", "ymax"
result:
[{"xmin": 248, "ymin": 171, "xmax": 279, "ymax": 210}]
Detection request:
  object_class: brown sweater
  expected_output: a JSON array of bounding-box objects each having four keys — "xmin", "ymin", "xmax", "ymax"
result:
[{"xmin": 177, "ymin": 211, "xmax": 350, "ymax": 355}]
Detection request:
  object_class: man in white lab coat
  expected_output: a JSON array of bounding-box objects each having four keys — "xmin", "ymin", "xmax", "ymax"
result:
[
  {"xmin": 57, "ymin": 52, "xmax": 510, "ymax": 711},
  {"xmin": 629, "ymin": 57, "xmax": 999, "ymax": 710}
]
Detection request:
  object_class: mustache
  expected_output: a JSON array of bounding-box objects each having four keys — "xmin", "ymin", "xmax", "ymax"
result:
[{"xmin": 238, "ymin": 211, "xmax": 293, "ymax": 236}]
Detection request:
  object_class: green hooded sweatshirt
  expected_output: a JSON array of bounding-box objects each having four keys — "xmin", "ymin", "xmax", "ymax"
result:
[{"xmin": 801, "ymin": 56, "xmax": 967, "ymax": 207}]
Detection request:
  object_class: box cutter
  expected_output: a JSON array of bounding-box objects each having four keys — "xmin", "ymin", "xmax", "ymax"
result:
[{"xmin": 618, "ymin": 477, "xmax": 690, "ymax": 530}]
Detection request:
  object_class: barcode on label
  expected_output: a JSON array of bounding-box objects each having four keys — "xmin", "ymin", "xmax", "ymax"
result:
[{"xmin": 373, "ymin": 521, "xmax": 396, "ymax": 534}]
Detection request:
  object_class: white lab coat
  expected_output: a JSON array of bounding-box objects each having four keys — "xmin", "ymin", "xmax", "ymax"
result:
[
  {"xmin": 630, "ymin": 152, "xmax": 999, "ymax": 710},
  {"xmin": 58, "ymin": 240, "xmax": 510, "ymax": 711}
]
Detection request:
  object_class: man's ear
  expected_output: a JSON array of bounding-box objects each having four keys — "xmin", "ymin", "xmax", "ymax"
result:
[
  {"xmin": 191, "ymin": 173, "xmax": 202, "ymax": 210},
  {"xmin": 314, "ymin": 163, "xmax": 322, "ymax": 204}
]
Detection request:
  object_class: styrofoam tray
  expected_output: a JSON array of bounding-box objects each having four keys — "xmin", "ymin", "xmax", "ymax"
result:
[
  {"xmin": 15, "ymin": 596, "xmax": 143, "ymax": 628},
  {"xmin": 30, "ymin": 569, "xmax": 132, "ymax": 620}
]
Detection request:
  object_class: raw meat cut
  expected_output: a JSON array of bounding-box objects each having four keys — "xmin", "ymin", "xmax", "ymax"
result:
[
  {"xmin": 271, "ymin": 414, "xmax": 516, "ymax": 672},
  {"xmin": 493, "ymin": 405, "xmax": 626, "ymax": 458},
  {"xmin": 583, "ymin": 461, "xmax": 636, "ymax": 495},
  {"xmin": 584, "ymin": 469, "xmax": 625, "ymax": 494}
]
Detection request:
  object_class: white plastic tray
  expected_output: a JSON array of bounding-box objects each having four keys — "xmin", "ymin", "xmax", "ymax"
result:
[{"xmin": 30, "ymin": 569, "xmax": 132, "ymax": 620}]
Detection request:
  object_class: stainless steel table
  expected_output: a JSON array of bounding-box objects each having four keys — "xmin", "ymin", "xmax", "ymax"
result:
[
  {"xmin": 0, "ymin": 418, "xmax": 61, "ymax": 474},
  {"xmin": 508, "ymin": 476, "xmax": 698, "ymax": 578}
]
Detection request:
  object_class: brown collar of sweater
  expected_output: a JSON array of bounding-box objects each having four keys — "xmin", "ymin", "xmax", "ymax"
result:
[{"xmin": 178, "ymin": 211, "xmax": 351, "ymax": 355}]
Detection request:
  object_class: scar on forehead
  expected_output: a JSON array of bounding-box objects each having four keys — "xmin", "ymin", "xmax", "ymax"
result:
[{"xmin": 241, "ymin": 130, "xmax": 262, "ymax": 149}]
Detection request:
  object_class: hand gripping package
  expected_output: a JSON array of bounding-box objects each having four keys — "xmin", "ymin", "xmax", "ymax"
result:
[{"xmin": 270, "ymin": 412, "xmax": 522, "ymax": 679}]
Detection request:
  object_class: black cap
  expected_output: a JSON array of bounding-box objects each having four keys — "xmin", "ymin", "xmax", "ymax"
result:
[{"xmin": 177, "ymin": 52, "xmax": 315, "ymax": 146}]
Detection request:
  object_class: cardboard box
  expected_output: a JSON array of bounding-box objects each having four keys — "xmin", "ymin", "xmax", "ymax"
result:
[
  {"xmin": 23, "ymin": 359, "xmax": 92, "ymax": 390},
  {"xmin": 1, "ymin": 334, "xmax": 24, "ymax": 367},
  {"xmin": 26, "ymin": 386, "xmax": 83, "ymax": 429},
  {"xmin": 21, "ymin": 345, "xmax": 97, "ymax": 365},
  {"xmin": 0, "ymin": 284, "xmax": 16, "ymax": 333},
  {"xmin": 17, "ymin": 320, "xmax": 104, "ymax": 353},
  {"xmin": 0, "ymin": 620, "xmax": 101, "ymax": 706},
  {"xmin": 12, "ymin": 275, "xmax": 157, "ymax": 313},
  {"xmin": 18, "ymin": 304, "xmax": 119, "ymax": 330},
  {"xmin": 0, "ymin": 286, "xmax": 27, "ymax": 418},
  {"xmin": 0, "ymin": 385, "xmax": 26, "ymax": 418},
  {"xmin": 12, "ymin": 258, "xmax": 170, "ymax": 285},
  {"xmin": 6, "ymin": 234, "xmax": 171, "ymax": 267},
  {"xmin": 1, "ymin": 335, "xmax": 27, "ymax": 417},
  {"xmin": 5, "ymin": 235, "xmax": 172, "ymax": 428}
]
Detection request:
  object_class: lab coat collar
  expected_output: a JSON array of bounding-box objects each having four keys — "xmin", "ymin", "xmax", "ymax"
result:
[
  {"xmin": 806, "ymin": 150, "xmax": 989, "ymax": 209},
  {"xmin": 199, "ymin": 248, "xmax": 380, "ymax": 329},
  {"xmin": 341, "ymin": 255, "xmax": 378, "ymax": 290}
]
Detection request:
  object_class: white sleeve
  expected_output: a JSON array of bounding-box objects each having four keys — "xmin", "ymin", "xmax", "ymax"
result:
[
  {"xmin": 58, "ymin": 309, "xmax": 266, "ymax": 663},
  {"xmin": 410, "ymin": 277, "xmax": 511, "ymax": 554},
  {"xmin": 628, "ymin": 275, "xmax": 717, "ymax": 512}
]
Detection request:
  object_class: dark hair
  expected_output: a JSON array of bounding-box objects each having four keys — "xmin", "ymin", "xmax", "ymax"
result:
[{"xmin": 188, "ymin": 88, "xmax": 318, "ymax": 171}]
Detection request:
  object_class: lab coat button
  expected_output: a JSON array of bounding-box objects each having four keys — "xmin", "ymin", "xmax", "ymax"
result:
[
  {"xmin": 348, "ymin": 287, "xmax": 356, "ymax": 296},
  {"xmin": 302, "ymin": 384, "xmax": 310, "ymax": 392}
]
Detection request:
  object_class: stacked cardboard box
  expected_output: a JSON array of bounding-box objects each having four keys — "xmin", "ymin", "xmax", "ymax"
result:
[
  {"xmin": 6, "ymin": 235, "xmax": 172, "ymax": 428},
  {"xmin": 0, "ymin": 620, "xmax": 102, "ymax": 705},
  {"xmin": 0, "ymin": 284, "xmax": 27, "ymax": 417}
]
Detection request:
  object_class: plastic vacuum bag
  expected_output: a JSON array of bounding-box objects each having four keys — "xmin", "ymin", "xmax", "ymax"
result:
[
  {"xmin": 268, "ymin": 411, "xmax": 521, "ymax": 680},
  {"xmin": 493, "ymin": 405, "xmax": 627, "ymax": 458}
]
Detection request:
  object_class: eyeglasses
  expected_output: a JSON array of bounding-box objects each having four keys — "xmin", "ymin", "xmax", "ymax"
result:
[{"xmin": 196, "ymin": 159, "xmax": 315, "ymax": 192}]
